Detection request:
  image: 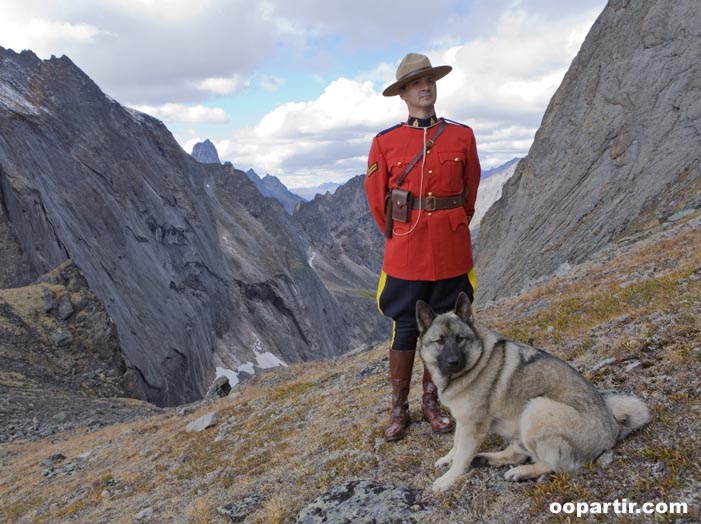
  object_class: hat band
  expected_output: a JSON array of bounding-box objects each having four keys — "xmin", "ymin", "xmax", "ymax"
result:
[{"xmin": 396, "ymin": 65, "xmax": 433, "ymax": 82}]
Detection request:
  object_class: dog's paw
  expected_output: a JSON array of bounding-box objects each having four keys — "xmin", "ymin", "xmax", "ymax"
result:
[
  {"xmin": 504, "ymin": 467, "xmax": 524, "ymax": 482},
  {"xmin": 471, "ymin": 454, "xmax": 490, "ymax": 468},
  {"xmin": 504, "ymin": 465, "xmax": 540, "ymax": 482},
  {"xmin": 505, "ymin": 462, "xmax": 552, "ymax": 481},
  {"xmin": 432, "ymin": 473, "xmax": 458, "ymax": 493},
  {"xmin": 435, "ymin": 454, "xmax": 453, "ymax": 470}
]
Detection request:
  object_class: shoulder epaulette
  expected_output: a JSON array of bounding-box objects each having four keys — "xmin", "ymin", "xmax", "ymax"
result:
[
  {"xmin": 443, "ymin": 118, "xmax": 471, "ymax": 129},
  {"xmin": 376, "ymin": 123, "xmax": 403, "ymax": 137}
]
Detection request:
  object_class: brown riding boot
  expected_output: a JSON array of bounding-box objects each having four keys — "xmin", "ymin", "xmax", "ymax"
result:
[
  {"xmin": 384, "ymin": 349, "xmax": 416, "ymax": 441},
  {"xmin": 422, "ymin": 368, "xmax": 454, "ymax": 433}
]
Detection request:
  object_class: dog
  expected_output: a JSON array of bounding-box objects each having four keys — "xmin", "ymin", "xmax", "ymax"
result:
[{"xmin": 416, "ymin": 292, "xmax": 650, "ymax": 493}]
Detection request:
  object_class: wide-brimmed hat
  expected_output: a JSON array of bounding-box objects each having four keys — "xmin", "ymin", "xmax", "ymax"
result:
[{"xmin": 382, "ymin": 53, "xmax": 452, "ymax": 97}]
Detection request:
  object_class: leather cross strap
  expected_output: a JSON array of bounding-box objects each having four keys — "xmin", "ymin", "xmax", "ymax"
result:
[
  {"xmin": 412, "ymin": 187, "xmax": 467, "ymax": 211},
  {"xmin": 395, "ymin": 120, "xmax": 448, "ymax": 188}
]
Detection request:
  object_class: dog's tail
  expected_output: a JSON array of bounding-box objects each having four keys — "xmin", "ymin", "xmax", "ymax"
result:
[{"xmin": 603, "ymin": 393, "xmax": 651, "ymax": 441}]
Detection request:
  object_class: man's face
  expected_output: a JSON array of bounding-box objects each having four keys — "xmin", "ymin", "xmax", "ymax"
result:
[{"xmin": 399, "ymin": 75, "xmax": 437, "ymax": 114}]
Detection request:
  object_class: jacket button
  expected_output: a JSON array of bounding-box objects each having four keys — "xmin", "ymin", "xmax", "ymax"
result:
[
  {"xmin": 397, "ymin": 161, "xmax": 402, "ymax": 165},
  {"xmin": 428, "ymin": 192, "xmax": 433, "ymax": 196},
  {"xmin": 428, "ymin": 212, "xmax": 433, "ymax": 216},
  {"xmin": 428, "ymin": 170, "xmax": 433, "ymax": 174},
  {"xmin": 454, "ymin": 157, "xmax": 459, "ymax": 162}
]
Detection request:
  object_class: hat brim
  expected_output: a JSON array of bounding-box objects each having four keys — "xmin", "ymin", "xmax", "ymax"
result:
[{"xmin": 382, "ymin": 65, "xmax": 452, "ymax": 97}]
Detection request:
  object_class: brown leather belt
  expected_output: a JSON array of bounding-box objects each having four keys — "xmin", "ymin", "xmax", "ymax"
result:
[{"xmin": 412, "ymin": 189, "xmax": 466, "ymax": 212}]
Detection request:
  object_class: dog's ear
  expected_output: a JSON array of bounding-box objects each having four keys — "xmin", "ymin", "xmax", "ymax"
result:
[
  {"xmin": 454, "ymin": 292, "xmax": 474, "ymax": 324},
  {"xmin": 416, "ymin": 300, "xmax": 436, "ymax": 333}
]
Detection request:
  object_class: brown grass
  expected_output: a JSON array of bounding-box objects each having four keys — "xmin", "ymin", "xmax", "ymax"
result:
[{"xmin": 0, "ymin": 219, "xmax": 699, "ymax": 524}]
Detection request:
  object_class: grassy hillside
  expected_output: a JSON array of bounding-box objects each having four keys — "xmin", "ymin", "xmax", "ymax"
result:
[{"xmin": 1, "ymin": 215, "xmax": 699, "ymax": 524}]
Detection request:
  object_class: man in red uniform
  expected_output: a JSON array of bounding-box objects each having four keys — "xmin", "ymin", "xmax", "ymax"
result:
[{"xmin": 365, "ymin": 53, "xmax": 481, "ymax": 441}]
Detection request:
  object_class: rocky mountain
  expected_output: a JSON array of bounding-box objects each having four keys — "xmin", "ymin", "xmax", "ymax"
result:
[
  {"xmin": 475, "ymin": 0, "xmax": 701, "ymax": 303},
  {"xmin": 245, "ymin": 168, "xmax": 304, "ymax": 214},
  {"xmin": 471, "ymin": 158, "xmax": 520, "ymax": 229},
  {"xmin": 481, "ymin": 157, "xmax": 520, "ymax": 180},
  {"xmin": 189, "ymin": 142, "xmax": 304, "ymax": 214},
  {"xmin": 190, "ymin": 139, "xmax": 220, "ymax": 164},
  {"xmin": 0, "ymin": 261, "xmax": 157, "ymax": 442},
  {"xmin": 291, "ymin": 181, "xmax": 342, "ymax": 200},
  {"xmin": 294, "ymin": 175, "xmax": 390, "ymax": 344},
  {"xmin": 0, "ymin": 47, "xmax": 353, "ymax": 406}
]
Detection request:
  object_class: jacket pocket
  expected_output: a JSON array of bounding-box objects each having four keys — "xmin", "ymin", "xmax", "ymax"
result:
[
  {"xmin": 388, "ymin": 157, "xmax": 413, "ymax": 186},
  {"xmin": 438, "ymin": 151, "xmax": 466, "ymax": 193},
  {"xmin": 448, "ymin": 209, "xmax": 469, "ymax": 231}
]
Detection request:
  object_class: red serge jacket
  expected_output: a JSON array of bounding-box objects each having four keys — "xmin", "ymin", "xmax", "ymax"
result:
[{"xmin": 365, "ymin": 117, "xmax": 481, "ymax": 281}]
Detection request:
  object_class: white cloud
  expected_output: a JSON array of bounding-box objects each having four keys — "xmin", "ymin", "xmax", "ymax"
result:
[
  {"xmin": 254, "ymin": 78, "xmax": 401, "ymax": 138},
  {"xmin": 132, "ymin": 103, "xmax": 229, "ymax": 124},
  {"xmin": 101, "ymin": 0, "xmax": 219, "ymax": 22},
  {"xmin": 196, "ymin": 76, "xmax": 248, "ymax": 95},
  {"xmin": 258, "ymin": 75, "xmax": 284, "ymax": 92},
  {"xmin": 215, "ymin": 3, "xmax": 605, "ymax": 187},
  {"xmin": 211, "ymin": 77, "xmax": 407, "ymax": 185},
  {"xmin": 182, "ymin": 136, "xmax": 205, "ymax": 156},
  {"xmin": 0, "ymin": 0, "xmax": 607, "ymax": 187},
  {"xmin": 26, "ymin": 19, "xmax": 105, "ymax": 43},
  {"xmin": 0, "ymin": 17, "xmax": 114, "ymax": 58}
]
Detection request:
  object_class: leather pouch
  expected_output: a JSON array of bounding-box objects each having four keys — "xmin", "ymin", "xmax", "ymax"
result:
[
  {"xmin": 384, "ymin": 193, "xmax": 393, "ymax": 238},
  {"xmin": 391, "ymin": 188, "xmax": 413, "ymax": 223}
]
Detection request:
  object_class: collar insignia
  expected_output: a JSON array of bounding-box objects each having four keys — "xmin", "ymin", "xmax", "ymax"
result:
[{"xmin": 407, "ymin": 115, "xmax": 439, "ymax": 128}]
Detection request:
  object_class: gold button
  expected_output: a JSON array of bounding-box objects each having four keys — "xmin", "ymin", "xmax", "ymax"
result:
[
  {"xmin": 428, "ymin": 192, "xmax": 433, "ymax": 196},
  {"xmin": 454, "ymin": 157, "xmax": 459, "ymax": 162},
  {"xmin": 426, "ymin": 150, "xmax": 431, "ymax": 154},
  {"xmin": 428, "ymin": 170, "xmax": 433, "ymax": 174},
  {"xmin": 428, "ymin": 212, "xmax": 433, "ymax": 216},
  {"xmin": 397, "ymin": 161, "xmax": 402, "ymax": 165}
]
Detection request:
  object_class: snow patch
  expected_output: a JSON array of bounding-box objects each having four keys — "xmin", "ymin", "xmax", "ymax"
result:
[
  {"xmin": 255, "ymin": 350, "xmax": 287, "ymax": 369},
  {"xmin": 215, "ymin": 336, "xmax": 288, "ymax": 386},
  {"xmin": 216, "ymin": 366, "xmax": 240, "ymax": 386}
]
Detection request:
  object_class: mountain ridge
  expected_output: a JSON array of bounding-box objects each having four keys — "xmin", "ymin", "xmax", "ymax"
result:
[
  {"xmin": 475, "ymin": 0, "xmax": 701, "ymax": 302},
  {"xmin": 0, "ymin": 46, "xmax": 353, "ymax": 406}
]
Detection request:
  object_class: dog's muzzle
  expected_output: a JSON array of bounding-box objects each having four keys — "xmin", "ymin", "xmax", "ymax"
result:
[{"xmin": 438, "ymin": 342, "xmax": 467, "ymax": 376}]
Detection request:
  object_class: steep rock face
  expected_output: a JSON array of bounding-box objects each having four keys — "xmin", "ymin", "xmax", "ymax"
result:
[
  {"xmin": 471, "ymin": 158, "xmax": 520, "ymax": 229},
  {"xmin": 0, "ymin": 261, "xmax": 159, "ymax": 442},
  {"xmin": 0, "ymin": 205, "xmax": 33, "ymax": 288},
  {"xmin": 294, "ymin": 175, "xmax": 390, "ymax": 345},
  {"xmin": 476, "ymin": 0, "xmax": 701, "ymax": 302},
  {"xmin": 191, "ymin": 139, "xmax": 221, "ymax": 164},
  {"xmin": 0, "ymin": 48, "xmax": 350, "ymax": 406},
  {"xmin": 246, "ymin": 169, "xmax": 304, "ymax": 214}
]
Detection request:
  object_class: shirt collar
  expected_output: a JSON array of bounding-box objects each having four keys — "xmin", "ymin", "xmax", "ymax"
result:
[{"xmin": 407, "ymin": 114, "xmax": 440, "ymax": 128}]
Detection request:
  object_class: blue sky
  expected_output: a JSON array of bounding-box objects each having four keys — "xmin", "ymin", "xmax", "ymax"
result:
[{"xmin": 0, "ymin": 0, "xmax": 607, "ymax": 188}]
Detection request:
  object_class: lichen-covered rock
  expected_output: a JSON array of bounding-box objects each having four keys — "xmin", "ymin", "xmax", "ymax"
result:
[
  {"xmin": 205, "ymin": 376, "xmax": 232, "ymax": 400},
  {"xmin": 295, "ymin": 480, "xmax": 430, "ymax": 524},
  {"xmin": 217, "ymin": 495, "xmax": 261, "ymax": 523}
]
